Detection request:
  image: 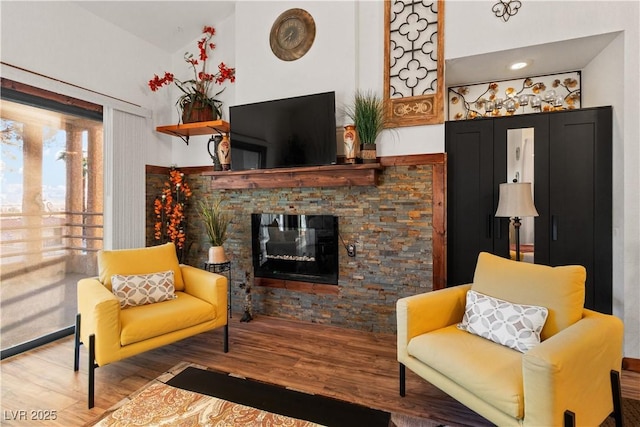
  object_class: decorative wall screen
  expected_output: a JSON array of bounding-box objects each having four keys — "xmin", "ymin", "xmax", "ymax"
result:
[
  {"xmin": 447, "ymin": 71, "xmax": 582, "ymax": 120},
  {"xmin": 384, "ymin": 0, "xmax": 444, "ymax": 127}
]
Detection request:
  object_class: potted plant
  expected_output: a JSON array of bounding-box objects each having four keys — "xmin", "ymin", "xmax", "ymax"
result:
[
  {"xmin": 345, "ymin": 90, "xmax": 385, "ymax": 163},
  {"xmin": 197, "ymin": 196, "xmax": 231, "ymax": 263},
  {"xmin": 148, "ymin": 26, "xmax": 236, "ymax": 123}
]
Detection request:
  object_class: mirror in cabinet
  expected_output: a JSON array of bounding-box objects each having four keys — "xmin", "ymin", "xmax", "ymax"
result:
[{"xmin": 506, "ymin": 128, "xmax": 536, "ymax": 263}]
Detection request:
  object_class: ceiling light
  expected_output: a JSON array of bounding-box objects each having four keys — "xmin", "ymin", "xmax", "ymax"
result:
[{"xmin": 510, "ymin": 61, "xmax": 530, "ymax": 70}]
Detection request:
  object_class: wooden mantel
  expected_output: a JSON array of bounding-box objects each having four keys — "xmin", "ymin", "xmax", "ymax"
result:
[{"xmin": 201, "ymin": 163, "xmax": 382, "ymax": 189}]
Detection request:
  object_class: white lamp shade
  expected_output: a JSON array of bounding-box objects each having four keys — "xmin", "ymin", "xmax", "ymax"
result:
[{"xmin": 495, "ymin": 182, "xmax": 539, "ymax": 218}]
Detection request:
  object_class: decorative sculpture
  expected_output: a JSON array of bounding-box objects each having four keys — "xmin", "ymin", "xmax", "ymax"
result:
[
  {"xmin": 239, "ymin": 271, "xmax": 253, "ymax": 322},
  {"xmin": 492, "ymin": 0, "xmax": 522, "ymax": 22}
]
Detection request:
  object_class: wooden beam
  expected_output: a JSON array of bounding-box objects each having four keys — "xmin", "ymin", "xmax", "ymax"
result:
[
  {"xmin": 202, "ymin": 164, "xmax": 382, "ymax": 189},
  {"xmin": 380, "ymin": 153, "xmax": 445, "ymax": 167},
  {"xmin": 623, "ymin": 357, "xmax": 640, "ymax": 373},
  {"xmin": 1, "ymin": 78, "xmax": 103, "ymax": 113},
  {"xmin": 432, "ymin": 156, "xmax": 447, "ymax": 290}
]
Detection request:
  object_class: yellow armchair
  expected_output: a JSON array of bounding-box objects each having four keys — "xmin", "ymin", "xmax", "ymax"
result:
[
  {"xmin": 397, "ymin": 252, "xmax": 624, "ymax": 427},
  {"xmin": 73, "ymin": 243, "xmax": 228, "ymax": 408}
]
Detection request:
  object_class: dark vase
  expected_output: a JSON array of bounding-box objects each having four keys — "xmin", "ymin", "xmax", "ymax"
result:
[{"xmin": 181, "ymin": 101, "xmax": 218, "ymax": 123}]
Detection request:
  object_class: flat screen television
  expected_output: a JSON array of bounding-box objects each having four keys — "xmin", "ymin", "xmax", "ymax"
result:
[{"xmin": 229, "ymin": 91, "xmax": 337, "ymax": 170}]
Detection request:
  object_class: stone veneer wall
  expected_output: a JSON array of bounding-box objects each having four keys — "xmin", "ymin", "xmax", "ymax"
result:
[{"xmin": 146, "ymin": 164, "xmax": 436, "ymax": 333}]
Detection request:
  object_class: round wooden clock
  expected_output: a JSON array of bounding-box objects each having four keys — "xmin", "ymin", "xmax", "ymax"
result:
[{"xmin": 269, "ymin": 8, "xmax": 316, "ymax": 61}]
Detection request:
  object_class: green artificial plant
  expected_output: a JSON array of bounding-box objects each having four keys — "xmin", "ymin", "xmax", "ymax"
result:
[
  {"xmin": 197, "ymin": 196, "xmax": 231, "ymax": 247},
  {"xmin": 345, "ymin": 90, "xmax": 385, "ymax": 146}
]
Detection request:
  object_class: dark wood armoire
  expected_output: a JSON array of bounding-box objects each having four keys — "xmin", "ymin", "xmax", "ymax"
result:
[{"xmin": 445, "ymin": 106, "xmax": 612, "ymax": 313}]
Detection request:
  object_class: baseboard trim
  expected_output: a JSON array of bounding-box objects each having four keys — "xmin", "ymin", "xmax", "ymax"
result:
[{"xmin": 623, "ymin": 357, "xmax": 640, "ymax": 373}]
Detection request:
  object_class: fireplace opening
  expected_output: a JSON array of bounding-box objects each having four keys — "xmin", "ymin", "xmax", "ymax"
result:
[{"xmin": 251, "ymin": 214, "xmax": 338, "ymax": 285}]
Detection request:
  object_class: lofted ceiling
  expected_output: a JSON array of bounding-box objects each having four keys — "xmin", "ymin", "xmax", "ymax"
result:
[
  {"xmin": 73, "ymin": 1, "xmax": 618, "ymax": 87},
  {"xmin": 73, "ymin": 1, "xmax": 235, "ymax": 53},
  {"xmin": 445, "ymin": 32, "xmax": 621, "ymax": 86}
]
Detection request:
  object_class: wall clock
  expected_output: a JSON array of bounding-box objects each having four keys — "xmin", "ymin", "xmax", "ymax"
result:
[{"xmin": 269, "ymin": 8, "xmax": 316, "ymax": 61}]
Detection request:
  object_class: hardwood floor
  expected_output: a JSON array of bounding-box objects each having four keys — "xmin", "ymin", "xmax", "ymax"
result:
[{"xmin": 1, "ymin": 315, "xmax": 638, "ymax": 426}]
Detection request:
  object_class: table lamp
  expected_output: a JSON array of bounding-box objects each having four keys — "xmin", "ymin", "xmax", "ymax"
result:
[{"xmin": 495, "ymin": 182, "xmax": 539, "ymax": 262}]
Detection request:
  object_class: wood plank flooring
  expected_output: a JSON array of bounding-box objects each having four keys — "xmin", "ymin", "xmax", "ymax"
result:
[{"xmin": 1, "ymin": 315, "xmax": 638, "ymax": 426}]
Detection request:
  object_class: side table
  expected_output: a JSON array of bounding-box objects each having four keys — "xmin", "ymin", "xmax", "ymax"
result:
[{"xmin": 203, "ymin": 261, "xmax": 232, "ymax": 318}]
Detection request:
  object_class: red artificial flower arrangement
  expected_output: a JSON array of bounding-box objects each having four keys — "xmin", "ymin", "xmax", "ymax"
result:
[{"xmin": 148, "ymin": 26, "xmax": 236, "ymax": 122}]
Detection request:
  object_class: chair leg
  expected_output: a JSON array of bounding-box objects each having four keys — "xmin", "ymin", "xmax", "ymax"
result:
[
  {"xmin": 611, "ymin": 370, "xmax": 624, "ymax": 427},
  {"xmin": 564, "ymin": 410, "xmax": 575, "ymax": 427},
  {"xmin": 88, "ymin": 334, "xmax": 96, "ymax": 409},
  {"xmin": 74, "ymin": 313, "xmax": 81, "ymax": 372},
  {"xmin": 399, "ymin": 363, "xmax": 406, "ymax": 397},
  {"xmin": 223, "ymin": 324, "xmax": 229, "ymax": 353}
]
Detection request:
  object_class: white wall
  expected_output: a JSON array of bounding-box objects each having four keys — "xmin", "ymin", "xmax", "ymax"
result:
[{"xmin": 235, "ymin": 2, "xmax": 357, "ymax": 108}]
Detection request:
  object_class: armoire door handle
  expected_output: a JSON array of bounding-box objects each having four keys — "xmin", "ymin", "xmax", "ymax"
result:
[{"xmin": 552, "ymin": 215, "xmax": 558, "ymax": 241}]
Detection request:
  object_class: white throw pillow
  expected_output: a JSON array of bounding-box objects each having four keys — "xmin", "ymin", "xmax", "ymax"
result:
[
  {"xmin": 457, "ymin": 289, "xmax": 549, "ymax": 353},
  {"xmin": 111, "ymin": 270, "xmax": 176, "ymax": 309}
]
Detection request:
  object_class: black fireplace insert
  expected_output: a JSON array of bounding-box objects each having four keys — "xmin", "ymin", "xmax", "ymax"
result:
[{"xmin": 251, "ymin": 214, "xmax": 338, "ymax": 285}]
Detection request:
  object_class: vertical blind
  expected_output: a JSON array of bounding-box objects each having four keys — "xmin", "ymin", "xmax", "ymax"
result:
[{"xmin": 103, "ymin": 107, "xmax": 147, "ymax": 250}]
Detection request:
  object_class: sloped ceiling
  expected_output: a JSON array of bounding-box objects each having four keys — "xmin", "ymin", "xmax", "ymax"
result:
[
  {"xmin": 74, "ymin": 1, "xmax": 618, "ymax": 87},
  {"xmin": 73, "ymin": 1, "xmax": 235, "ymax": 53},
  {"xmin": 445, "ymin": 32, "xmax": 620, "ymax": 86}
]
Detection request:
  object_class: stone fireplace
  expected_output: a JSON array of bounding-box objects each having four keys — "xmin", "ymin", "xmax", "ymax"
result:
[
  {"xmin": 145, "ymin": 155, "xmax": 445, "ymax": 333},
  {"xmin": 252, "ymin": 214, "xmax": 339, "ymax": 285}
]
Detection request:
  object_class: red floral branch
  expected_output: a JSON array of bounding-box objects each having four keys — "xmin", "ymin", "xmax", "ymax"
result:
[{"xmin": 147, "ymin": 25, "xmax": 235, "ymax": 97}]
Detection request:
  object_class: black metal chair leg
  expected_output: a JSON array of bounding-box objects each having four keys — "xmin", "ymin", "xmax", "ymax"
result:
[
  {"xmin": 74, "ymin": 313, "xmax": 81, "ymax": 371},
  {"xmin": 564, "ymin": 410, "xmax": 575, "ymax": 427},
  {"xmin": 88, "ymin": 334, "xmax": 96, "ymax": 409},
  {"xmin": 611, "ymin": 370, "xmax": 624, "ymax": 427},
  {"xmin": 399, "ymin": 363, "xmax": 406, "ymax": 397},
  {"xmin": 223, "ymin": 324, "xmax": 229, "ymax": 353}
]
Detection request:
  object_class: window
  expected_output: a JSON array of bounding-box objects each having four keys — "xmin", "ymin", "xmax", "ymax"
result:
[{"xmin": 1, "ymin": 80, "xmax": 103, "ymax": 357}]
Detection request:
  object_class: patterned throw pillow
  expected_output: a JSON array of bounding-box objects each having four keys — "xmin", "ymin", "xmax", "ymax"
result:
[
  {"xmin": 457, "ymin": 289, "xmax": 549, "ymax": 353},
  {"xmin": 111, "ymin": 270, "xmax": 176, "ymax": 309}
]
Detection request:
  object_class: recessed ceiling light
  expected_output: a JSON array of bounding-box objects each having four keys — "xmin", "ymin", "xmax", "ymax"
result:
[{"xmin": 510, "ymin": 61, "xmax": 530, "ymax": 70}]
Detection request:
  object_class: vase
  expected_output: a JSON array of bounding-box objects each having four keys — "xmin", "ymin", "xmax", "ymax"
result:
[
  {"xmin": 182, "ymin": 101, "xmax": 217, "ymax": 124},
  {"xmin": 208, "ymin": 246, "xmax": 227, "ymax": 263},
  {"xmin": 343, "ymin": 125, "xmax": 359, "ymax": 164},
  {"xmin": 217, "ymin": 134, "xmax": 231, "ymax": 171},
  {"xmin": 360, "ymin": 143, "xmax": 377, "ymax": 163},
  {"xmin": 207, "ymin": 135, "xmax": 223, "ymax": 171}
]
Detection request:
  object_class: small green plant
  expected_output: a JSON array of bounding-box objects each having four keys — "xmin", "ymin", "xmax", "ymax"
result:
[
  {"xmin": 345, "ymin": 90, "xmax": 385, "ymax": 145},
  {"xmin": 197, "ymin": 196, "xmax": 230, "ymax": 246}
]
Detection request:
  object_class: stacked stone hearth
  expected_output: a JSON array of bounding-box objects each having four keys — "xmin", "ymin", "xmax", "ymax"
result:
[{"xmin": 146, "ymin": 164, "xmax": 435, "ymax": 333}]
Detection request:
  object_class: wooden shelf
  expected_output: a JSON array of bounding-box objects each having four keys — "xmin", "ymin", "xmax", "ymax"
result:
[
  {"xmin": 202, "ymin": 163, "xmax": 382, "ymax": 189},
  {"xmin": 156, "ymin": 120, "xmax": 230, "ymax": 144}
]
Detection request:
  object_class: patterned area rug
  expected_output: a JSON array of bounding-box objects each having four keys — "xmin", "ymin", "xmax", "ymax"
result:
[
  {"xmin": 89, "ymin": 362, "xmax": 323, "ymax": 426},
  {"xmin": 88, "ymin": 362, "xmax": 639, "ymax": 427},
  {"xmin": 602, "ymin": 396, "xmax": 640, "ymax": 427},
  {"xmin": 92, "ymin": 381, "xmax": 322, "ymax": 426}
]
